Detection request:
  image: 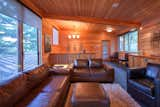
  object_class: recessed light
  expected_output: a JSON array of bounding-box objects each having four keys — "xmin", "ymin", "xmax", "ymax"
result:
[
  {"xmin": 139, "ymin": 27, "xmax": 143, "ymax": 30},
  {"xmin": 106, "ymin": 28, "xmax": 113, "ymax": 32},
  {"xmin": 112, "ymin": 3, "xmax": 119, "ymax": 8}
]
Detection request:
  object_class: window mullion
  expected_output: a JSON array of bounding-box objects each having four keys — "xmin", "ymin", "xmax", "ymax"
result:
[
  {"xmin": 37, "ymin": 29, "xmax": 40, "ymax": 65},
  {"xmin": 18, "ymin": 21, "xmax": 23, "ymax": 72},
  {"xmin": 128, "ymin": 34, "xmax": 130, "ymax": 52}
]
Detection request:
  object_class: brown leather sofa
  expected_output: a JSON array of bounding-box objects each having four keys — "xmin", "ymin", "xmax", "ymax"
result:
[
  {"xmin": 71, "ymin": 59, "xmax": 114, "ymax": 83},
  {"xmin": 127, "ymin": 63, "xmax": 160, "ymax": 107},
  {"xmin": 0, "ymin": 64, "xmax": 70, "ymax": 107}
]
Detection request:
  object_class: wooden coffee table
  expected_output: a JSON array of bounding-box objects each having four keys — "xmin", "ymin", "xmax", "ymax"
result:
[{"xmin": 65, "ymin": 83, "xmax": 141, "ymax": 107}]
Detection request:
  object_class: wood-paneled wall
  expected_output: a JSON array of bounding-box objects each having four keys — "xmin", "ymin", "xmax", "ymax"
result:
[
  {"xmin": 42, "ymin": 18, "xmax": 118, "ymax": 64},
  {"xmin": 139, "ymin": 23, "xmax": 160, "ymax": 56},
  {"xmin": 128, "ymin": 54, "xmax": 160, "ymax": 68},
  {"xmin": 42, "ymin": 18, "xmax": 53, "ymax": 64},
  {"xmin": 52, "ymin": 30, "xmax": 118, "ymax": 58}
]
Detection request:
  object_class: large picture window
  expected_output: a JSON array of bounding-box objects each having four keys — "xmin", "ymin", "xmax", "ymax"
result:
[
  {"xmin": 0, "ymin": 13, "xmax": 18, "ymax": 81},
  {"xmin": 119, "ymin": 36, "xmax": 124, "ymax": 51},
  {"xmin": 23, "ymin": 24, "xmax": 38, "ymax": 71},
  {"xmin": 0, "ymin": 0, "xmax": 42, "ymax": 82},
  {"xmin": 129, "ymin": 31, "xmax": 138, "ymax": 52},
  {"xmin": 119, "ymin": 30, "xmax": 138, "ymax": 52}
]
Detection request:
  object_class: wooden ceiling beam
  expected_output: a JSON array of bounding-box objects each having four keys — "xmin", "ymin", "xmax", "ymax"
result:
[
  {"xmin": 44, "ymin": 15, "xmax": 141, "ymax": 27},
  {"xmin": 19, "ymin": 0, "xmax": 44, "ymax": 17}
]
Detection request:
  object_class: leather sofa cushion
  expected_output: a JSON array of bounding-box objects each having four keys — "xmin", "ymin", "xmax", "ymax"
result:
[
  {"xmin": 89, "ymin": 59, "xmax": 103, "ymax": 68},
  {"xmin": 74, "ymin": 59, "xmax": 89, "ymax": 68},
  {"xmin": 146, "ymin": 63, "xmax": 160, "ymax": 79},
  {"xmin": 128, "ymin": 78, "xmax": 155, "ymax": 96},
  {"xmin": 16, "ymin": 89, "xmax": 61, "ymax": 107},
  {"xmin": 42, "ymin": 76, "xmax": 69, "ymax": 93},
  {"xmin": 0, "ymin": 73, "xmax": 28, "ymax": 107},
  {"xmin": 89, "ymin": 68, "xmax": 114, "ymax": 82},
  {"xmin": 71, "ymin": 83, "xmax": 109, "ymax": 107},
  {"xmin": 73, "ymin": 68, "xmax": 90, "ymax": 73},
  {"xmin": 73, "ymin": 68, "xmax": 90, "ymax": 76},
  {"xmin": 90, "ymin": 68, "xmax": 106, "ymax": 73},
  {"xmin": 0, "ymin": 64, "xmax": 49, "ymax": 107},
  {"xmin": 16, "ymin": 75, "xmax": 69, "ymax": 107},
  {"xmin": 25, "ymin": 64, "xmax": 49, "ymax": 89}
]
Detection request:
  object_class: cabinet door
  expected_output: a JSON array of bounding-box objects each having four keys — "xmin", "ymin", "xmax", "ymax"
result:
[{"xmin": 128, "ymin": 56, "xmax": 134, "ymax": 67}]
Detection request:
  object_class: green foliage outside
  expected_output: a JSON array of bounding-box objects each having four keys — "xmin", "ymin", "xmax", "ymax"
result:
[{"xmin": 0, "ymin": 13, "xmax": 38, "ymax": 55}]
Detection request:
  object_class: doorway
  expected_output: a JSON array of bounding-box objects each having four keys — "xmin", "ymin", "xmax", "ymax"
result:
[{"xmin": 102, "ymin": 40, "xmax": 110, "ymax": 60}]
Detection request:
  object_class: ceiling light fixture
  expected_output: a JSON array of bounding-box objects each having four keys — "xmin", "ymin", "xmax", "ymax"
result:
[
  {"xmin": 68, "ymin": 35, "xmax": 72, "ymax": 39},
  {"xmin": 68, "ymin": 34, "xmax": 80, "ymax": 39},
  {"xmin": 106, "ymin": 27, "xmax": 113, "ymax": 32}
]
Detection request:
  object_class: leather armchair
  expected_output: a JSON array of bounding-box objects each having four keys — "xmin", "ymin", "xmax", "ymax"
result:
[
  {"xmin": 108, "ymin": 52, "xmax": 119, "ymax": 62},
  {"xmin": 127, "ymin": 63, "xmax": 160, "ymax": 107}
]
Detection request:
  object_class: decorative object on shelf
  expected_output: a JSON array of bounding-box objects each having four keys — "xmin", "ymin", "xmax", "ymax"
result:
[{"xmin": 44, "ymin": 34, "xmax": 51, "ymax": 53}]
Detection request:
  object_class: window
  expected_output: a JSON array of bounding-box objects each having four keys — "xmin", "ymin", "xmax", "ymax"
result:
[
  {"xmin": 53, "ymin": 28, "xmax": 59, "ymax": 45},
  {"xmin": 23, "ymin": 24, "xmax": 38, "ymax": 71},
  {"xmin": 119, "ymin": 30, "xmax": 138, "ymax": 52},
  {"xmin": 129, "ymin": 31, "xmax": 138, "ymax": 52},
  {"xmin": 125, "ymin": 34, "xmax": 129, "ymax": 51},
  {"xmin": 0, "ymin": 0, "xmax": 42, "ymax": 82},
  {"xmin": 0, "ymin": 13, "xmax": 18, "ymax": 81},
  {"xmin": 119, "ymin": 36, "xmax": 124, "ymax": 51}
]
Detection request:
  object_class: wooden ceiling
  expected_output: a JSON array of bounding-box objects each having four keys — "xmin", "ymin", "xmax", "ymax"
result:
[
  {"xmin": 19, "ymin": 0, "xmax": 160, "ymax": 34},
  {"xmin": 46, "ymin": 19, "xmax": 130, "ymax": 34}
]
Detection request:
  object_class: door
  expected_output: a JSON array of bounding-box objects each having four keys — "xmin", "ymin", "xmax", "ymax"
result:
[{"xmin": 102, "ymin": 40, "xmax": 110, "ymax": 60}]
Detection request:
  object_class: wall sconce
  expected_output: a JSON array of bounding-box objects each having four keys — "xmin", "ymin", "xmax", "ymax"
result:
[{"xmin": 68, "ymin": 34, "xmax": 80, "ymax": 39}]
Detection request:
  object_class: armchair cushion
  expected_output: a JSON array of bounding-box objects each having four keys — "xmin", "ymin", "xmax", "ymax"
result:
[
  {"xmin": 128, "ymin": 68, "xmax": 146, "ymax": 79},
  {"xmin": 128, "ymin": 78, "xmax": 155, "ymax": 96},
  {"xmin": 146, "ymin": 63, "xmax": 160, "ymax": 79}
]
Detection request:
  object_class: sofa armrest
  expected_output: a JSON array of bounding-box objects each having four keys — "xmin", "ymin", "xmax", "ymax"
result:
[
  {"xmin": 103, "ymin": 64, "xmax": 113, "ymax": 71},
  {"xmin": 127, "ymin": 68, "xmax": 146, "ymax": 79},
  {"xmin": 154, "ymin": 78, "xmax": 160, "ymax": 107}
]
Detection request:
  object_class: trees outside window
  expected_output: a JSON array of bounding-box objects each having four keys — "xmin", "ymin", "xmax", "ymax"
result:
[
  {"xmin": 0, "ymin": 13, "xmax": 18, "ymax": 81},
  {"xmin": 119, "ymin": 31, "xmax": 138, "ymax": 52},
  {"xmin": 23, "ymin": 24, "xmax": 38, "ymax": 71},
  {"xmin": 0, "ymin": 13, "xmax": 41, "ymax": 81}
]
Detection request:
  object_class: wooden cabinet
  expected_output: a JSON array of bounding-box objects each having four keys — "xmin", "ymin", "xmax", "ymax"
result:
[{"xmin": 128, "ymin": 54, "xmax": 160, "ymax": 68}]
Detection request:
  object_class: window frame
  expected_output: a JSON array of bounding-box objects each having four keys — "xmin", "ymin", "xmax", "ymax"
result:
[
  {"xmin": 52, "ymin": 27, "xmax": 59, "ymax": 45},
  {"xmin": 119, "ymin": 30, "xmax": 139, "ymax": 52},
  {"xmin": 22, "ymin": 23, "xmax": 40, "ymax": 71},
  {"xmin": 0, "ymin": 13, "xmax": 42, "ymax": 74}
]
